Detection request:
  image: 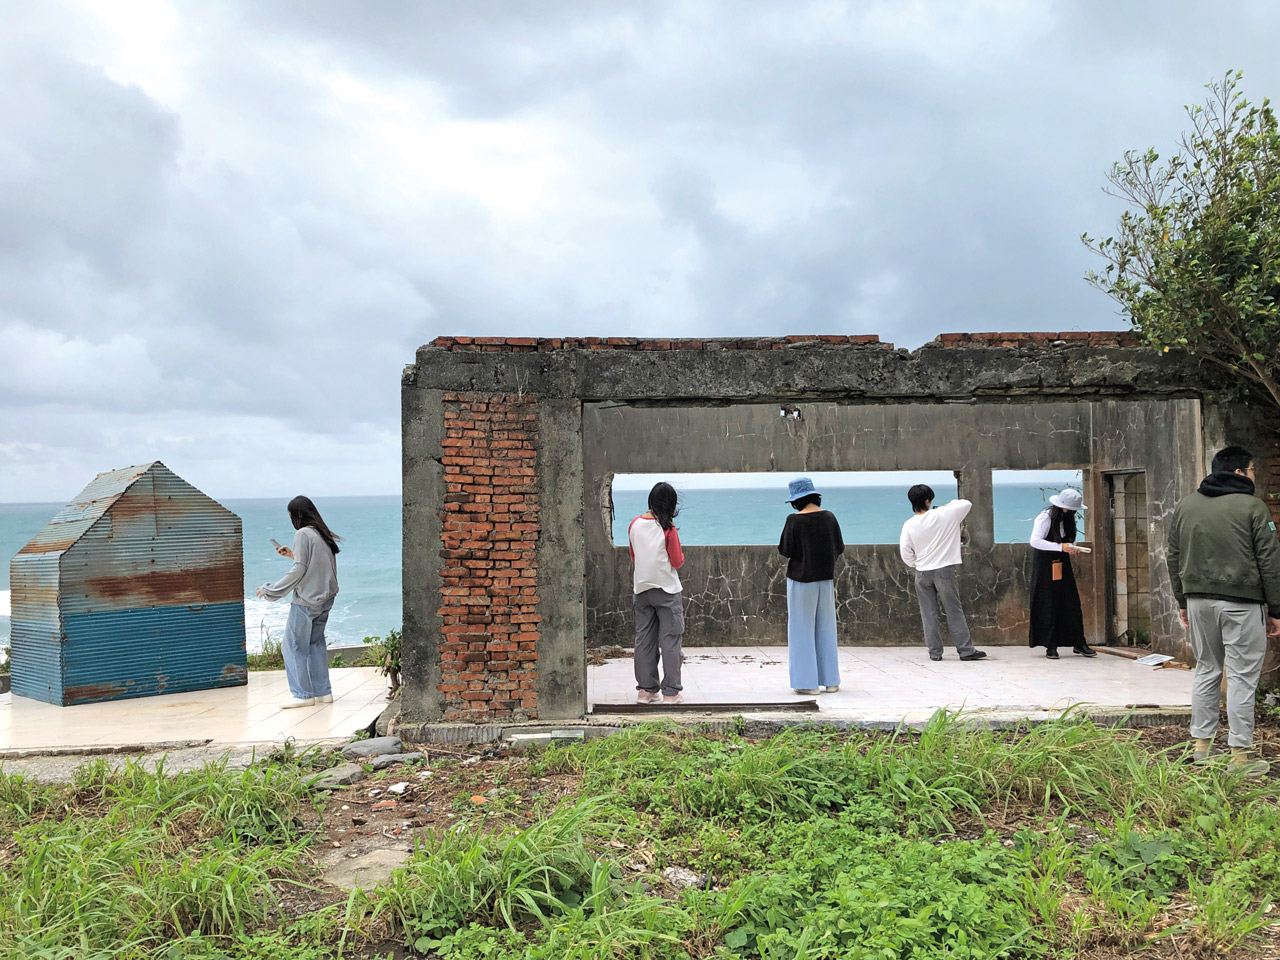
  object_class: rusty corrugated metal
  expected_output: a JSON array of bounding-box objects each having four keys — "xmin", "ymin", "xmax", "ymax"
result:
[
  {"xmin": 9, "ymin": 461, "xmax": 248, "ymax": 706},
  {"xmin": 8, "ymin": 552, "xmax": 64, "ymax": 703}
]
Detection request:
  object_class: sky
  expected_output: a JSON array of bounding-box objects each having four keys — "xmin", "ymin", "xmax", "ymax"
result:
[{"xmin": 2, "ymin": 1, "xmax": 1278, "ymax": 504}]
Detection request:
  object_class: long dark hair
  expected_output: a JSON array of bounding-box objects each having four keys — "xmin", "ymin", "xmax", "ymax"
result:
[
  {"xmin": 288, "ymin": 495, "xmax": 341, "ymax": 555},
  {"xmin": 1046, "ymin": 505, "xmax": 1076, "ymax": 544},
  {"xmin": 648, "ymin": 482, "xmax": 679, "ymax": 532}
]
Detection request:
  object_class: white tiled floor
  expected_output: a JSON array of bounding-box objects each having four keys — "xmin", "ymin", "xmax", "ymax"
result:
[
  {"xmin": 0, "ymin": 668, "xmax": 391, "ymax": 751},
  {"xmin": 589, "ymin": 646, "xmax": 1194, "ymax": 712}
]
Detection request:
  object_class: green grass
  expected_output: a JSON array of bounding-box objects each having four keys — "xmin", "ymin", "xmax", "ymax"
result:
[
  {"xmin": 2, "ymin": 713, "xmax": 1277, "ymax": 959},
  {"xmin": 0, "ymin": 758, "xmax": 318, "ymax": 959}
]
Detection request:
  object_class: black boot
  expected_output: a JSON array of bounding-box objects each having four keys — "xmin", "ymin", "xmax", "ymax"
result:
[
  {"xmin": 1073, "ymin": 644, "xmax": 1098, "ymax": 658},
  {"xmin": 1046, "ymin": 648, "xmax": 1060, "ymax": 660}
]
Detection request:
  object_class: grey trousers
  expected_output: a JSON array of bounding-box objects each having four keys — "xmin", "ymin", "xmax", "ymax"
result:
[
  {"xmin": 914, "ymin": 565, "xmax": 977, "ymax": 658},
  {"xmin": 1188, "ymin": 597, "xmax": 1267, "ymax": 748},
  {"xmin": 634, "ymin": 588, "xmax": 684, "ymax": 695}
]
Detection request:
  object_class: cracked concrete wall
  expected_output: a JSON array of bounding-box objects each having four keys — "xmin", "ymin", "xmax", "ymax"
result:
[
  {"xmin": 583, "ymin": 400, "xmax": 1202, "ymax": 654},
  {"xmin": 402, "ymin": 336, "xmax": 1269, "ymax": 721}
]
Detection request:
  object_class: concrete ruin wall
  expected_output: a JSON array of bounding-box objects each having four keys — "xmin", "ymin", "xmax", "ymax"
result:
[{"xmin": 401, "ymin": 333, "xmax": 1275, "ymax": 723}]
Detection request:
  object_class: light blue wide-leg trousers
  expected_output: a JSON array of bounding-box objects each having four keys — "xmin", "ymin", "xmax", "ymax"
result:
[
  {"xmin": 282, "ymin": 598, "xmax": 335, "ymax": 700},
  {"xmin": 786, "ymin": 578, "xmax": 840, "ymax": 690}
]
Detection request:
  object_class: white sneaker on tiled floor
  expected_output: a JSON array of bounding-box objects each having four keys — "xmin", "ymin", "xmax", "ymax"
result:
[
  {"xmin": 316, "ymin": 694, "xmax": 334, "ymax": 703},
  {"xmin": 636, "ymin": 691, "xmax": 660, "ymax": 704},
  {"xmin": 280, "ymin": 697, "xmax": 315, "ymax": 709}
]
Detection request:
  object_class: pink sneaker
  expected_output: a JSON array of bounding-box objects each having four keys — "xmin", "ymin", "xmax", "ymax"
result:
[{"xmin": 636, "ymin": 690, "xmax": 660, "ymax": 704}]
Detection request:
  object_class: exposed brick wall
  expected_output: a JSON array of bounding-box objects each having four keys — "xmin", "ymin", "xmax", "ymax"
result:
[
  {"xmin": 933, "ymin": 331, "xmax": 1141, "ymax": 348},
  {"xmin": 931, "ymin": 332, "xmax": 1141, "ymax": 348},
  {"xmin": 427, "ymin": 332, "xmax": 1147, "ymax": 353},
  {"xmin": 437, "ymin": 393, "xmax": 540, "ymax": 722},
  {"xmin": 430, "ymin": 334, "xmax": 888, "ymax": 352}
]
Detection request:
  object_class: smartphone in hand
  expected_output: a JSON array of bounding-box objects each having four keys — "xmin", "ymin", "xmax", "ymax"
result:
[{"xmin": 270, "ymin": 538, "xmax": 283, "ymax": 551}]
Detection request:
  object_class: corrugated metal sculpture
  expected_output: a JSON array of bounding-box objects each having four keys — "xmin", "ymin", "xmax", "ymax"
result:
[{"xmin": 9, "ymin": 462, "xmax": 247, "ymax": 706}]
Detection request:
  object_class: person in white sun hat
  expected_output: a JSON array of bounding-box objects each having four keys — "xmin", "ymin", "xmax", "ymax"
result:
[{"xmin": 1027, "ymin": 487, "xmax": 1097, "ymax": 660}]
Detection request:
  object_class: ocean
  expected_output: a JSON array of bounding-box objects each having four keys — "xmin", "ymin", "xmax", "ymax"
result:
[
  {"xmin": 1, "ymin": 481, "xmax": 1075, "ymax": 652},
  {"xmin": 1, "ymin": 496, "xmax": 402, "ymax": 654}
]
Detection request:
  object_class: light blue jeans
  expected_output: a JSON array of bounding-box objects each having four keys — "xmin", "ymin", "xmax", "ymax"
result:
[
  {"xmin": 786, "ymin": 578, "xmax": 840, "ymax": 690},
  {"xmin": 283, "ymin": 597, "xmax": 334, "ymax": 700}
]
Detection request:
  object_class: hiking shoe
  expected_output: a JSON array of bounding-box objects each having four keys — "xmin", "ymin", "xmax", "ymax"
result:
[
  {"xmin": 660, "ymin": 693, "xmax": 684, "ymax": 705},
  {"xmin": 280, "ymin": 697, "xmax": 315, "ymax": 709},
  {"xmin": 1073, "ymin": 645, "xmax": 1098, "ymax": 658},
  {"xmin": 1045, "ymin": 649, "xmax": 1060, "ymax": 660},
  {"xmin": 821, "ymin": 685, "xmax": 840, "ymax": 693},
  {"xmin": 793, "ymin": 688, "xmax": 821, "ymax": 695},
  {"xmin": 959, "ymin": 650, "xmax": 988, "ymax": 661},
  {"xmin": 1229, "ymin": 751, "xmax": 1270, "ymax": 779},
  {"xmin": 1189, "ymin": 739, "xmax": 1214, "ymax": 764},
  {"xmin": 636, "ymin": 690, "xmax": 660, "ymax": 704}
]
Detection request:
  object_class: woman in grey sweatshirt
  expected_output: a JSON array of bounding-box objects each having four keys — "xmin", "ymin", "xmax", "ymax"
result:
[{"xmin": 257, "ymin": 496, "xmax": 341, "ymax": 708}]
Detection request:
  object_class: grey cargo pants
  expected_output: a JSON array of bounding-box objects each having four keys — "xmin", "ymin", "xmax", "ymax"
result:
[
  {"xmin": 914, "ymin": 565, "xmax": 977, "ymax": 658},
  {"xmin": 1187, "ymin": 597, "xmax": 1267, "ymax": 748},
  {"xmin": 633, "ymin": 588, "xmax": 684, "ymax": 696}
]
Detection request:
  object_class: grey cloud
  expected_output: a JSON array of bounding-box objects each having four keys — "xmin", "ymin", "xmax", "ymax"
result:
[{"xmin": 4, "ymin": 1, "xmax": 1280, "ymax": 499}]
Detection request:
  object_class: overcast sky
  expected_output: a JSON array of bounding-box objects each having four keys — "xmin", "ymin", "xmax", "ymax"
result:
[{"xmin": 2, "ymin": 1, "xmax": 1278, "ymax": 504}]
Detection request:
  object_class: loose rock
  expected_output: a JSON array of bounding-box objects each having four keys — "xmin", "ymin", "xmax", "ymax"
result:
[
  {"xmin": 341, "ymin": 736, "xmax": 403, "ymax": 760},
  {"xmin": 663, "ymin": 866, "xmax": 708, "ymax": 889},
  {"xmin": 311, "ymin": 762, "xmax": 366, "ymax": 790}
]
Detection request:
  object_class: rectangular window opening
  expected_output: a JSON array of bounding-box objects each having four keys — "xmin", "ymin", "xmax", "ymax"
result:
[
  {"xmin": 991, "ymin": 469, "xmax": 1085, "ymax": 544},
  {"xmin": 611, "ymin": 471, "xmax": 960, "ymax": 546}
]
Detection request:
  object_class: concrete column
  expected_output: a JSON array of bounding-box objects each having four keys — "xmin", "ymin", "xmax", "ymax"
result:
[
  {"xmin": 957, "ymin": 462, "xmax": 994, "ymax": 547},
  {"xmin": 534, "ymin": 398, "xmax": 586, "ymax": 719},
  {"xmin": 400, "ymin": 376, "xmax": 444, "ymax": 722}
]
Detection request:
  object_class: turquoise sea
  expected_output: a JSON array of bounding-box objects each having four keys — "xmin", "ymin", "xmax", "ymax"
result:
[{"xmin": 1, "ymin": 481, "xmax": 1076, "ymax": 651}]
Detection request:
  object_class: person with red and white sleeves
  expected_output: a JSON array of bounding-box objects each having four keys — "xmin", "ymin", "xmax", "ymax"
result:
[{"xmin": 628, "ymin": 482, "xmax": 686, "ymax": 704}]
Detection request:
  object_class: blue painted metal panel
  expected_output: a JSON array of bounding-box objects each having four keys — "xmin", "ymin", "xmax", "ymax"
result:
[
  {"xmin": 9, "ymin": 552, "xmax": 64, "ymax": 704},
  {"xmin": 61, "ymin": 602, "xmax": 247, "ymax": 705},
  {"xmin": 9, "ymin": 461, "xmax": 248, "ymax": 706}
]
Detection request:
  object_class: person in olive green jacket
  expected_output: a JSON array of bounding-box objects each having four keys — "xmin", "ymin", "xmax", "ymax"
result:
[{"xmin": 1167, "ymin": 446, "xmax": 1280, "ymax": 777}]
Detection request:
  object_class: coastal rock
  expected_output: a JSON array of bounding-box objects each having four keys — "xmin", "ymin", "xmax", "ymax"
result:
[{"xmin": 341, "ymin": 736, "xmax": 403, "ymax": 760}]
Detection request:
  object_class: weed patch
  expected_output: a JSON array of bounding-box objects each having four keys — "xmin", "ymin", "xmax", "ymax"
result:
[{"xmin": 3, "ymin": 714, "xmax": 1278, "ymax": 959}]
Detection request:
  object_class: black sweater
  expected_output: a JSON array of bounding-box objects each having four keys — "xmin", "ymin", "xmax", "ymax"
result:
[{"xmin": 778, "ymin": 511, "xmax": 845, "ymax": 582}]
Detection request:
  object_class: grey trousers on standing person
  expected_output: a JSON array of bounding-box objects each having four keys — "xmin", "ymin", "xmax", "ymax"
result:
[
  {"xmin": 1187, "ymin": 597, "xmax": 1267, "ymax": 748},
  {"xmin": 634, "ymin": 587, "xmax": 684, "ymax": 696},
  {"xmin": 914, "ymin": 565, "xmax": 977, "ymax": 658}
]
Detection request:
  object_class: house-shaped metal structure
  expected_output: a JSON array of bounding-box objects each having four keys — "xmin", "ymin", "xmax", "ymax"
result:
[{"xmin": 9, "ymin": 462, "xmax": 247, "ymax": 706}]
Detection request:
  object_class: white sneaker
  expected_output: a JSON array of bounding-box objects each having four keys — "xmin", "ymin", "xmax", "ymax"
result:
[
  {"xmin": 636, "ymin": 690, "xmax": 660, "ymax": 704},
  {"xmin": 316, "ymin": 694, "xmax": 334, "ymax": 703},
  {"xmin": 281, "ymin": 697, "xmax": 315, "ymax": 709},
  {"xmin": 821, "ymin": 686, "xmax": 840, "ymax": 693},
  {"xmin": 793, "ymin": 689, "xmax": 820, "ymax": 695}
]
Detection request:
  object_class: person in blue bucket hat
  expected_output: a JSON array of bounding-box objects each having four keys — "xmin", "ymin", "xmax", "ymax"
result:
[
  {"xmin": 1028, "ymin": 487, "xmax": 1097, "ymax": 659},
  {"xmin": 778, "ymin": 477, "xmax": 845, "ymax": 695}
]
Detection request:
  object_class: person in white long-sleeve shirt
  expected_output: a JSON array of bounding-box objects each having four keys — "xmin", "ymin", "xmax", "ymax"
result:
[
  {"xmin": 899, "ymin": 484, "xmax": 986, "ymax": 662},
  {"xmin": 1027, "ymin": 488, "xmax": 1096, "ymax": 659}
]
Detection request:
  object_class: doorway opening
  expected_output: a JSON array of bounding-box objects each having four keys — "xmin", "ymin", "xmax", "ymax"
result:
[{"xmin": 1104, "ymin": 471, "xmax": 1152, "ymax": 645}]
